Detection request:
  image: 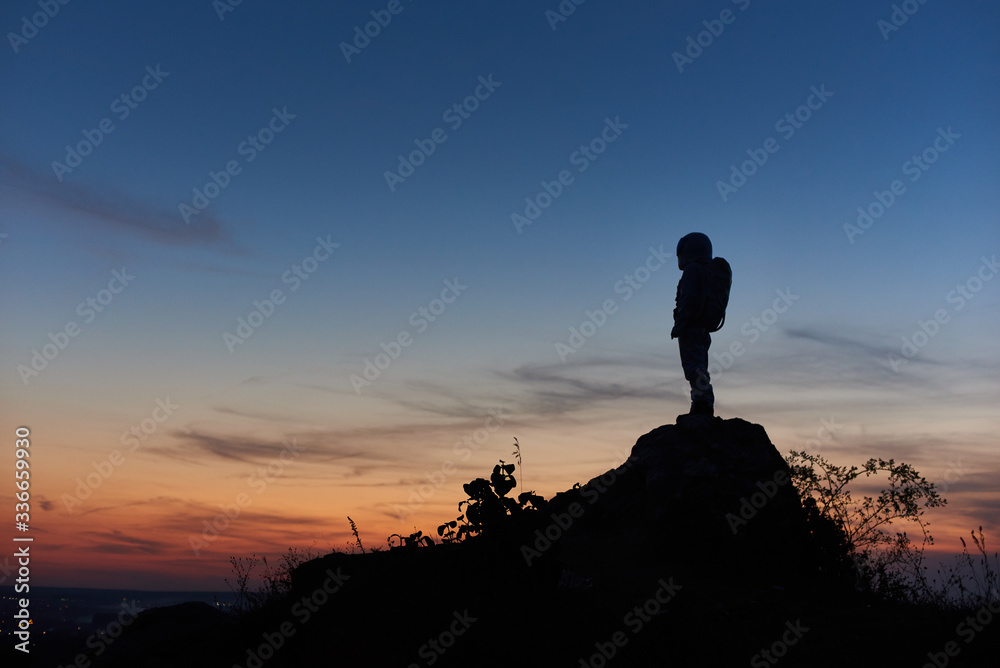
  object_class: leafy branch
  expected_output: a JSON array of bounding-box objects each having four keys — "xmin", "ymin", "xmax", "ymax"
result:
[{"xmin": 788, "ymin": 450, "xmax": 947, "ymax": 600}]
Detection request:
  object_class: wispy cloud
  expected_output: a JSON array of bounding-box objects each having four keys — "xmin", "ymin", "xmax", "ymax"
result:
[
  {"xmin": 153, "ymin": 426, "xmax": 414, "ymax": 468},
  {"xmin": 376, "ymin": 353, "xmax": 685, "ymax": 419},
  {"xmin": 783, "ymin": 326, "xmax": 940, "ymax": 366},
  {"xmin": 154, "ymin": 430, "xmax": 308, "ymax": 464},
  {"xmin": 84, "ymin": 529, "xmax": 170, "ymax": 555},
  {"xmin": 503, "ymin": 359, "xmax": 683, "ymax": 415},
  {"xmin": 0, "ymin": 154, "xmax": 232, "ymax": 247}
]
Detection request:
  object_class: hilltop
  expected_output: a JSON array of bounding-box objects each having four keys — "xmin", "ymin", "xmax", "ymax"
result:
[{"xmin": 47, "ymin": 417, "xmax": 997, "ymax": 667}]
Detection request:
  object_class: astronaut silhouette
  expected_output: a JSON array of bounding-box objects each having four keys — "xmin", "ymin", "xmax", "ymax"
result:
[{"xmin": 670, "ymin": 232, "xmax": 721, "ymax": 417}]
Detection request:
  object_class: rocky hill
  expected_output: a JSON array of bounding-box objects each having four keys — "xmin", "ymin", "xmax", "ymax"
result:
[{"xmin": 50, "ymin": 417, "xmax": 997, "ymax": 667}]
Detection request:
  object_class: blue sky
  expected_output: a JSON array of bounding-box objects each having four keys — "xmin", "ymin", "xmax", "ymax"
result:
[{"xmin": 1, "ymin": 0, "xmax": 998, "ymax": 589}]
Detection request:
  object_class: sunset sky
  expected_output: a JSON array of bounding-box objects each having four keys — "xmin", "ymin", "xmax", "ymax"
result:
[{"xmin": 1, "ymin": 0, "xmax": 998, "ymax": 591}]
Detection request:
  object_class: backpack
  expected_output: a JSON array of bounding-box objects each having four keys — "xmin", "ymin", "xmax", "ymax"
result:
[{"xmin": 700, "ymin": 257, "xmax": 732, "ymax": 332}]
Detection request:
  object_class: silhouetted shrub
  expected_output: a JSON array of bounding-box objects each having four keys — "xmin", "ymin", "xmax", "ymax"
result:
[
  {"xmin": 437, "ymin": 459, "xmax": 546, "ymax": 543},
  {"xmin": 225, "ymin": 547, "xmax": 316, "ymax": 615},
  {"xmin": 387, "ymin": 529, "xmax": 434, "ymax": 549},
  {"xmin": 788, "ymin": 450, "xmax": 946, "ymax": 602}
]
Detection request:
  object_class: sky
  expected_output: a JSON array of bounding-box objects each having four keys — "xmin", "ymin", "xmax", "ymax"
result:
[{"xmin": 1, "ymin": 0, "xmax": 998, "ymax": 591}]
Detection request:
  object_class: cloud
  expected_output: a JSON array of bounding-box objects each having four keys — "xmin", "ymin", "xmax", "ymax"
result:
[
  {"xmin": 0, "ymin": 154, "xmax": 232, "ymax": 247},
  {"xmin": 153, "ymin": 426, "xmax": 420, "ymax": 468},
  {"xmin": 783, "ymin": 326, "xmax": 935, "ymax": 365},
  {"xmin": 504, "ymin": 359, "xmax": 683, "ymax": 415},
  {"xmin": 67, "ymin": 495, "xmax": 333, "ymax": 534},
  {"xmin": 84, "ymin": 529, "xmax": 170, "ymax": 555},
  {"xmin": 368, "ymin": 353, "xmax": 685, "ymax": 421},
  {"xmin": 380, "ymin": 378, "xmax": 522, "ymax": 420},
  {"xmin": 155, "ymin": 430, "xmax": 309, "ymax": 464}
]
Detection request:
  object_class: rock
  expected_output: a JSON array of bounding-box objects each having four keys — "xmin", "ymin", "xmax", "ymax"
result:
[{"xmin": 538, "ymin": 417, "xmax": 817, "ymax": 590}]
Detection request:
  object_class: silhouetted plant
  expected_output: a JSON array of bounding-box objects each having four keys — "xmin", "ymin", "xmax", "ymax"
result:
[
  {"xmin": 934, "ymin": 526, "xmax": 1000, "ymax": 609},
  {"xmin": 512, "ymin": 437, "xmax": 523, "ymax": 497},
  {"xmin": 437, "ymin": 458, "xmax": 546, "ymax": 543},
  {"xmin": 880, "ymin": 526, "xmax": 1000, "ymax": 610},
  {"xmin": 225, "ymin": 554, "xmax": 260, "ymax": 615},
  {"xmin": 225, "ymin": 547, "xmax": 316, "ymax": 615},
  {"xmin": 437, "ymin": 520, "xmax": 459, "ymax": 543},
  {"xmin": 788, "ymin": 450, "xmax": 946, "ymax": 602},
  {"xmin": 348, "ymin": 515, "xmax": 365, "ymax": 554},
  {"xmin": 388, "ymin": 529, "xmax": 434, "ymax": 549}
]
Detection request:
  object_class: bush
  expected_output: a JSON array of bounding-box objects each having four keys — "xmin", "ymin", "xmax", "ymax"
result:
[
  {"xmin": 787, "ymin": 450, "xmax": 946, "ymax": 602},
  {"xmin": 225, "ymin": 547, "xmax": 316, "ymax": 615},
  {"xmin": 437, "ymin": 459, "xmax": 546, "ymax": 544}
]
